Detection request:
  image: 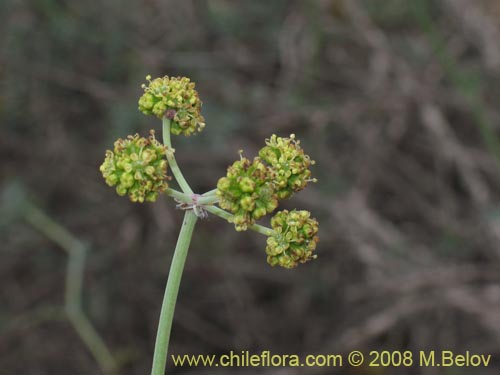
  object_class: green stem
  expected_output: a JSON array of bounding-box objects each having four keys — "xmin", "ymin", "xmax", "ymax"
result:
[
  {"xmin": 204, "ymin": 205, "xmax": 275, "ymax": 236},
  {"xmin": 164, "ymin": 188, "xmax": 274, "ymax": 237},
  {"xmin": 24, "ymin": 204, "xmax": 117, "ymax": 373},
  {"xmin": 197, "ymin": 195, "xmax": 219, "ymax": 205},
  {"xmin": 162, "ymin": 118, "xmax": 193, "ymax": 194},
  {"xmin": 164, "ymin": 188, "xmax": 191, "ymax": 204},
  {"xmin": 151, "ymin": 211, "xmax": 197, "ymax": 375},
  {"xmin": 202, "ymin": 188, "xmax": 218, "ymax": 196},
  {"xmin": 164, "ymin": 188, "xmax": 218, "ymax": 206}
]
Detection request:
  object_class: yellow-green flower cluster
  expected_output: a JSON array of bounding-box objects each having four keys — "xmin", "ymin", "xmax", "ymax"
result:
[
  {"xmin": 138, "ymin": 75, "xmax": 205, "ymax": 136},
  {"xmin": 266, "ymin": 210, "xmax": 319, "ymax": 269},
  {"xmin": 217, "ymin": 157, "xmax": 278, "ymax": 231},
  {"xmin": 217, "ymin": 134, "xmax": 316, "ymax": 232},
  {"xmin": 259, "ymin": 134, "xmax": 315, "ymax": 199},
  {"xmin": 100, "ymin": 131, "xmax": 169, "ymax": 203}
]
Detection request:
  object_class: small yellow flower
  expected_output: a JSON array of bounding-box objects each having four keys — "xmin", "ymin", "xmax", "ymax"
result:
[
  {"xmin": 100, "ymin": 130, "xmax": 169, "ymax": 203},
  {"xmin": 259, "ymin": 134, "xmax": 316, "ymax": 199},
  {"xmin": 266, "ymin": 210, "xmax": 319, "ymax": 268},
  {"xmin": 138, "ymin": 75, "xmax": 205, "ymax": 136},
  {"xmin": 217, "ymin": 156, "xmax": 278, "ymax": 231}
]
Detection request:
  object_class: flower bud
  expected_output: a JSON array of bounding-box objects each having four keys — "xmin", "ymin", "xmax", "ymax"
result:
[
  {"xmin": 239, "ymin": 177, "xmax": 255, "ymax": 193},
  {"xmin": 217, "ymin": 157, "xmax": 278, "ymax": 231},
  {"xmin": 100, "ymin": 130, "xmax": 169, "ymax": 203},
  {"xmin": 259, "ymin": 134, "xmax": 316, "ymax": 199},
  {"xmin": 138, "ymin": 75, "xmax": 205, "ymax": 136},
  {"xmin": 265, "ymin": 209, "xmax": 319, "ymax": 268}
]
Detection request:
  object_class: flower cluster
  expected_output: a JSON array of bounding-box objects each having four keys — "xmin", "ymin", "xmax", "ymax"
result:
[
  {"xmin": 217, "ymin": 157, "xmax": 278, "ymax": 231},
  {"xmin": 266, "ymin": 210, "xmax": 319, "ymax": 269},
  {"xmin": 259, "ymin": 134, "xmax": 316, "ymax": 199},
  {"xmin": 138, "ymin": 75, "xmax": 205, "ymax": 136},
  {"xmin": 100, "ymin": 75, "xmax": 320, "ymax": 270},
  {"xmin": 99, "ymin": 131, "xmax": 169, "ymax": 203},
  {"xmin": 216, "ymin": 134, "xmax": 315, "ymax": 231}
]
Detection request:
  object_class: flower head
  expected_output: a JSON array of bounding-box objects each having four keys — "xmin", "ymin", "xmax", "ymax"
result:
[
  {"xmin": 100, "ymin": 131, "xmax": 169, "ymax": 203},
  {"xmin": 217, "ymin": 156, "xmax": 278, "ymax": 231},
  {"xmin": 259, "ymin": 134, "xmax": 316, "ymax": 199},
  {"xmin": 266, "ymin": 209, "xmax": 319, "ymax": 268},
  {"xmin": 138, "ymin": 75, "xmax": 205, "ymax": 136}
]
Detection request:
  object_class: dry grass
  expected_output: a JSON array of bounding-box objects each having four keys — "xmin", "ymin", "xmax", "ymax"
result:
[{"xmin": 1, "ymin": 1, "xmax": 500, "ymax": 374}]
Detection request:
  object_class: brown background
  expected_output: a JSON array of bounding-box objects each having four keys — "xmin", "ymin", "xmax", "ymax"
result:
[{"xmin": 1, "ymin": 1, "xmax": 500, "ymax": 374}]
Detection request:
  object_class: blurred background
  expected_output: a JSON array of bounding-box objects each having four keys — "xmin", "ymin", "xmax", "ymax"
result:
[{"xmin": 1, "ymin": 0, "xmax": 500, "ymax": 374}]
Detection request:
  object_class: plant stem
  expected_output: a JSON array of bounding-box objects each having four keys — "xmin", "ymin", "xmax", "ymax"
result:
[
  {"xmin": 202, "ymin": 188, "xmax": 218, "ymax": 196},
  {"xmin": 204, "ymin": 205, "xmax": 275, "ymax": 236},
  {"xmin": 164, "ymin": 188, "xmax": 218, "ymax": 206},
  {"xmin": 197, "ymin": 195, "xmax": 219, "ymax": 205},
  {"xmin": 151, "ymin": 211, "xmax": 197, "ymax": 375},
  {"xmin": 24, "ymin": 204, "xmax": 117, "ymax": 373},
  {"xmin": 164, "ymin": 188, "xmax": 191, "ymax": 204},
  {"xmin": 164, "ymin": 188, "xmax": 275, "ymax": 237},
  {"xmin": 162, "ymin": 118, "xmax": 193, "ymax": 194}
]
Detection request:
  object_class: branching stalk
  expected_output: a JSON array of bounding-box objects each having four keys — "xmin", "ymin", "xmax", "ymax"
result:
[
  {"xmin": 204, "ymin": 205, "xmax": 275, "ymax": 236},
  {"xmin": 164, "ymin": 188, "xmax": 191, "ymax": 204},
  {"xmin": 164, "ymin": 188, "xmax": 274, "ymax": 237},
  {"xmin": 197, "ymin": 195, "xmax": 219, "ymax": 205},
  {"xmin": 202, "ymin": 188, "xmax": 218, "ymax": 196},
  {"xmin": 162, "ymin": 118, "xmax": 193, "ymax": 194}
]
